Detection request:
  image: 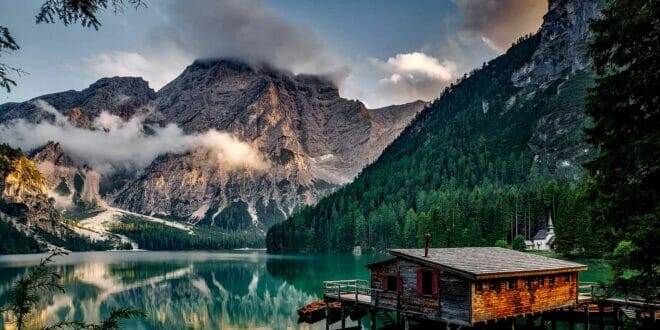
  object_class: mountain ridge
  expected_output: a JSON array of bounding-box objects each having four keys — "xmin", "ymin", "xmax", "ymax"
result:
[{"xmin": 0, "ymin": 58, "xmax": 425, "ymax": 233}]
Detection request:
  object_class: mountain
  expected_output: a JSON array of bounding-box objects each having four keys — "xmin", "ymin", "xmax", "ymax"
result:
[
  {"xmin": 0, "ymin": 60, "xmax": 424, "ymax": 233},
  {"xmin": 0, "ymin": 144, "xmax": 127, "ymax": 253},
  {"xmin": 0, "ymin": 144, "xmax": 61, "ymax": 237},
  {"xmin": 266, "ymin": 0, "xmax": 606, "ymax": 252}
]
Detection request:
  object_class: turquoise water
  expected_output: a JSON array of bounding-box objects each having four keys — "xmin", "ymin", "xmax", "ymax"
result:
[{"xmin": 0, "ymin": 251, "xmax": 612, "ymax": 329}]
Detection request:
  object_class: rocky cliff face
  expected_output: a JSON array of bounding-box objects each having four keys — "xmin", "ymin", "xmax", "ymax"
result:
[
  {"xmin": 0, "ymin": 61, "xmax": 424, "ymax": 229},
  {"xmin": 513, "ymin": 0, "xmax": 605, "ymax": 178},
  {"xmin": 0, "ymin": 144, "xmax": 62, "ymax": 236},
  {"xmin": 30, "ymin": 142, "xmax": 104, "ymax": 210}
]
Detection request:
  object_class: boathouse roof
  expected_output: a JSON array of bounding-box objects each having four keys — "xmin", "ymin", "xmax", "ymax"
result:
[{"xmin": 381, "ymin": 247, "xmax": 586, "ymax": 280}]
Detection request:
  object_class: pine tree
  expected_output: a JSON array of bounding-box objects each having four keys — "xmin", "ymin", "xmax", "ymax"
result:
[
  {"xmin": 403, "ymin": 209, "xmax": 418, "ymax": 248},
  {"xmin": 586, "ymin": 0, "xmax": 660, "ymax": 300}
]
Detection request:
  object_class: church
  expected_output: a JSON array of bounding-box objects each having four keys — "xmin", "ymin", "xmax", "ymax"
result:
[{"xmin": 527, "ymin": 216, "xmax": 556, "ymax": 251}]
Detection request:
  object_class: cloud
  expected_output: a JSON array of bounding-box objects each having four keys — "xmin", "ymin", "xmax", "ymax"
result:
[
  {"xmin": 364, "ymin": 52, "xmax": 457, "ymax": 106},
  {"xmin": 0, "ymin": 100, "xmax": 269, "ymax": 173},
  {"xmin": 84, "ymin": 0, "xmax": 350, "ymax": 90},
  {"xmin": 155, "ymin": 0, "xmax": 348, "ymax": 76},
  {"xmin": 453, "ymin": 0, "xmax": 547, "ymax": 52}
]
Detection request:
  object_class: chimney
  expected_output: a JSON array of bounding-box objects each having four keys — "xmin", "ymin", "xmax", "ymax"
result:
[{"xmin": 424, "ymin": 233, "xmax": 431, "ymax": 257}]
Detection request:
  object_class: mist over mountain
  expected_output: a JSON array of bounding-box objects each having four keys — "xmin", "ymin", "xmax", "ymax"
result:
[{"xmin": 0, "ymin": 59, "xmax": 424, "ymax": 235}]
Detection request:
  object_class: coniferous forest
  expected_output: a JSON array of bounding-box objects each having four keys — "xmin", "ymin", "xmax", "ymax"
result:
[{"xmin": 267, "ymin": 34, "xmax": 608, "ymax": 255}]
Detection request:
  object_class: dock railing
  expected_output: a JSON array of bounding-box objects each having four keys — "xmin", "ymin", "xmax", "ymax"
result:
[{"xmin": 323, "ymin": 279, "xmax": 383, "ymax": 306}]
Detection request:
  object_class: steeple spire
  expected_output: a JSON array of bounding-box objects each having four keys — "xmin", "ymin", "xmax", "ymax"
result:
[{"xmin": 548, "ymin": 214, "xmax": 554, "ymax": 233}]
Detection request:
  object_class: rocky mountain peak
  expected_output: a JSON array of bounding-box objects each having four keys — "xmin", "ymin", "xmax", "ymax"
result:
[
  {"xmin": 30, "ymin": 142, "xmax": 76, "ymax": 168},
  {"xmin": 512, "ymin": 0, "xmax": 604, "ymax": 88},
  {"xmin": 1, "ymin": 57, "xmax": 424, "ymax": 231}
]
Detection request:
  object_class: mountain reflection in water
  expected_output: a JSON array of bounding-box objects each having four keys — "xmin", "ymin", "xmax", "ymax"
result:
[{"xmin": 0, "ymin": 251, "xmax": 387, "ymax": 329}]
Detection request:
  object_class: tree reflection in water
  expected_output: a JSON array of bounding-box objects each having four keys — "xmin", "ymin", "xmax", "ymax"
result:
[{"xmin": 0, "ymin": 251, "xmax": 386, "ymax": 329}]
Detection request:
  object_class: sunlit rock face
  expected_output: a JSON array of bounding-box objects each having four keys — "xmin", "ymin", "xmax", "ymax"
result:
[
  {"xmin": 0, "ymin": 59, "xmax": 424, "ymax": 230},
  {"xmin": 0, "ymin": 145, "xmax": 62, "ymax": 237}
]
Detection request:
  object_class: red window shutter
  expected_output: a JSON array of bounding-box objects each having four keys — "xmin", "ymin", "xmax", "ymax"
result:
[
  {"xmin": 397, "ymin": 276, "xmax": 403, "ymax": 293},
  {"xmin": 432, "ymin": 270, "xmax": 439, "ymax": 295},
  {"xmin": 383, "ymin": 276, "xmax": 389, "ymax": 291},
  {"xmin": 416, "ymin": 269, "xmax": 423, "ymax": 294}
]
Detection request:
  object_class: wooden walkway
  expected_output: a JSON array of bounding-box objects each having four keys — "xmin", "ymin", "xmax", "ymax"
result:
[
  {"xmin": 325, "ymin": 292, "xmax": 372, "ymax": 304},
  {"xmin": 323, "ymin": 279, "xmax": 378, "ymax": 307}
]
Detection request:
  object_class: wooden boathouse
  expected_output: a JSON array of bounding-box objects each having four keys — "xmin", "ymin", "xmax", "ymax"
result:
[{"xmin": 323, "ymin": 247, "xmax": 588, "ymax": 328}]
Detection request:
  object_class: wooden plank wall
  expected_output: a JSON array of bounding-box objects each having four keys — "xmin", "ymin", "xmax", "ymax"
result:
[
  {"xmin": 370, "ymin": 259, "xmax": 472, "ymax": 324},
  {"xmin": 398, "ymin": 260, "xmax": 442, "ymax": 317},
  {"xmin": 370, "ymin": 260, "xmax": 400, "ymax": 310},
  {"xmin": 440, "ymin": 272, "xmax": 471, "ymax": 323},
  {"xmin": 471, "ymin": 271, "xmax": 578, "ymax": 323}
]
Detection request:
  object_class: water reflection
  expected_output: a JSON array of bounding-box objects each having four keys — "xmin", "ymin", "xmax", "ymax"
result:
[
  {"xmin": 0, "ymin": 253, "xmax": 611, "ymax": 329},
  {"xmin": 0, "ymin": 251, "xmax": 383, "ymax": 329}
]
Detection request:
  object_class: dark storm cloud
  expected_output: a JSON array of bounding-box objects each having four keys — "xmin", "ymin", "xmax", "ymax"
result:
[{"xmin": 150, "ymin": 0, "xmax": 349, "ymax": 79}]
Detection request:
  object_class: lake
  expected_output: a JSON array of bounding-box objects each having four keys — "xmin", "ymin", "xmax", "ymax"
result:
[{"xmin": 0, "ymin": 251, "xmax": 612, "ymax": 329}]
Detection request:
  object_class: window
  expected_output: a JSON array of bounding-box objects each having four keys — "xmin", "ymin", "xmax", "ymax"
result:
[
  {"xmin": 538, "ymin": 277, "xmax": 545, "ymax": 287},
  {"xmin": 489, "ymin": 281, "xmax": 499, "ymax": 292},
  {"xmin": 476, "ymin": 282, "xmax": 483, "ymax": 294},
  {"xmin": 564, "ymin": 274, "xmax": 571, "ymax": 283},
  {"xmin": 421, "ymin": 270, "xmax": 433, "ymax": 295},
  {"xmin": 549, "ymin": 276, "xmax": 555, "ymax": 286},
  {"xmin": 506, "ymin": 279, "xmax": 517, "ymax": 290},
  {"xmin": 386, "ymin": 276, "xmax": 398, "ymax": 292},
  {"xmin": 525, "ymin": 279, "xmax": 532, "ymax": 289}
]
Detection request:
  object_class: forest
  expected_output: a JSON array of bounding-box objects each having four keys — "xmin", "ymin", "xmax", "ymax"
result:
[
  {"xmin": 110, "ymin": 215, "xmax": 265, "ymax": 250},
  {"xmin": 267, "ymin": 34, "xmax": 608, "ymax": 255}
]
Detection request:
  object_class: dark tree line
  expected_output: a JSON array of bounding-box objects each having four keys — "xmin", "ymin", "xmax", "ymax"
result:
[
  {"xmin": 585, "ymin": 0, "xmax": 660, "ymax": 301},
  {"xmin": 111, "ymin": 215, "xmax": 265, "ymax": 250}
]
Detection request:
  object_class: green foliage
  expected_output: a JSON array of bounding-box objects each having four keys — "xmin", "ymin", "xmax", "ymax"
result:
[
  {"xmin": 586, "ymin": 0, "xmax": 660, "ymax": 301},
  {"xmin": 36, "ymin": 0, "xmax": 145, "ymax": 30},
  {"xmin": 512, "ymin": 235, "xmax": 526, "ymax": 251},
  {"xmin": 214, "ymin": 201, "xmax": 252, "ymax": 230},
  {"xmin": 2, "ymin": 252, "xmax": 67, "ymax": 329},
  {"xmin": 495, "ymin": 240, "xmax": 509, "ymax": 249},
  {"xmin": 0, "ymin": 27, "xmax": 21, "ymax": 92},
  {"xmin": 0, "ymin": 217, "xmax": 43, "ymax": 254},
  {"xmin": 33, "ymin": 227, "xmax": 114, "ymax": 252},
  {"xmin": 110, "ymin": 215, "xmax": 264, "ymax": 250}
]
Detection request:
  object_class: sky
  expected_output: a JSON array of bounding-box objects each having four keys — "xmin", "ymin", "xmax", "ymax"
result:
[{"xmin": 0, "ymin": 0, "xmax": 548, "ymax": 108}]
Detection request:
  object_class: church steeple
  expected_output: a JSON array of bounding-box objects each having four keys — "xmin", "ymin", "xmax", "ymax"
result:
[{"xmin": 548, "ymin": 215, "xmax": 554, "ymax": 234}]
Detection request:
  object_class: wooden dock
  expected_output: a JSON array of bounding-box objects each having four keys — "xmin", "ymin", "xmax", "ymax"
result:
[
  {"xmin": 323, "ymin": 280, "xmax": 376, "ymax": 306},
  {"xmin": 313, "ymin": 280, "xmax": 660, "ymax": 329}
]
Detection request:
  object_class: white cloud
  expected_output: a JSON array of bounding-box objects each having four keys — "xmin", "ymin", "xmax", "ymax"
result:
[
  {"xmin": 358, "ymin": 52, "xmax": 457, "ymax": 107},
  {"xmin": 380, "ymin": 52, "xmax": 456, "ymax": 81},
  {"xmin": 0, "ymin": 100, "xmax": 269, "ymax": 173}
]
